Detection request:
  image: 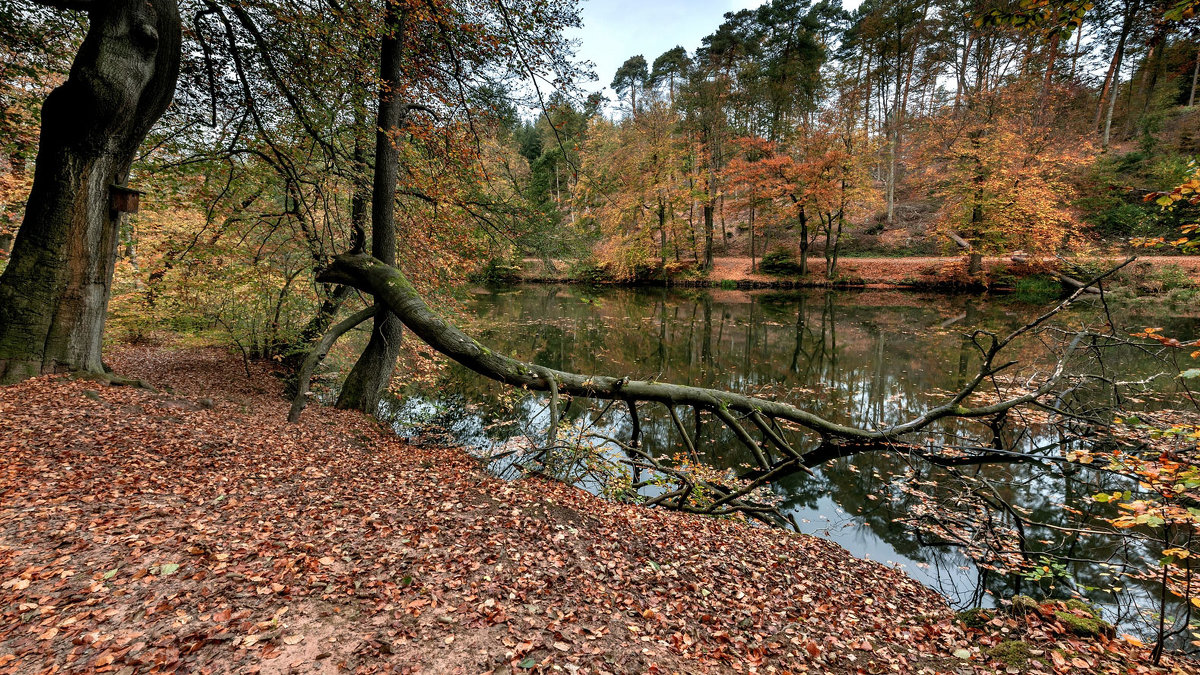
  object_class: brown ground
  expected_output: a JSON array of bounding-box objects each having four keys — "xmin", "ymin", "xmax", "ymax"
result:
[
  {"xmin": 0, "ymin": 346, "xmax": 1187, "ymax": 673},
  {"xmin": 521, "ymin": 256, "xmax": 1200, "ymax": 288}
]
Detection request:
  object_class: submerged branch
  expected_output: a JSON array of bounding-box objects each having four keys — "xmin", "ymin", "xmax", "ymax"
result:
[{"xmin": 316, "ymin": 253, "xmax": 1131, "ymax": 522}]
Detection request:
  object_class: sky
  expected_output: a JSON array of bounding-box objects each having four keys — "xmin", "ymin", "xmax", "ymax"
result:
[
  {"xmin": 566, "ymin": 0, "xmax": 766, "ymax": 104},
  {"xmin": 566, "ymin": 0, "xmax": 863, "ymax": 105}
]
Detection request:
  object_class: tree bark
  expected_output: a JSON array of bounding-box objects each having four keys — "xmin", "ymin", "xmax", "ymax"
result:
[
  {"xmin": 290, "ymin": 305, "xmax": 377, "ymax": 423},
  {"xmin": 0, "ymin": 0, "xmax": 181, "ymax": 384},
  {"xmin": 336, "ymin": 4, "xmax": 407, "ymax": 413},
  {"xmin": 1102, "ymin": 0, "xmax": 1138, "ymax": 151},
  {"xmin": 1190, "ymin": 49, "xmax": 1199, "ymax": 108},
  {"xmin": 702, "ymin": 203, "xmax": 714, "ymax": 270}
]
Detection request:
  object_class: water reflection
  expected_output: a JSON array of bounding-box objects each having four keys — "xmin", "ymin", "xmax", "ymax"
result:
[{"xmin": 355, "ymin": 284, "xmax": 1196, "ymax": 639}]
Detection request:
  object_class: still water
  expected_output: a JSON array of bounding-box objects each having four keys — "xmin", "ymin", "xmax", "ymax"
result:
[{"xmin": 348, "ymin": 284, "xmax": 1196, "ymax": 636}]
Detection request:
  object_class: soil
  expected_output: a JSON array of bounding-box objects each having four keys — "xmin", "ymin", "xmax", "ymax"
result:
[{"xmin": 0, "ymin": 345, "xmax": 1189, "ymax": 673}]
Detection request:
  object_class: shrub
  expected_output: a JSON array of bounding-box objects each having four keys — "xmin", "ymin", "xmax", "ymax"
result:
[
  {"xmin": 470, "ymin": 257, "xmax": 523, "ymax": 283},
  {"xmin": 1012, "ymin": 275, "xmax": 1062, "ymax": 301},
  {"xmin": 759, "ymin": 249, "xmax": 804, "ymax": 276}
]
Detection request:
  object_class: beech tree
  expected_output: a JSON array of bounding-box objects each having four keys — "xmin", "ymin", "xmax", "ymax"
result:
[
  {"xmin": 0, "ymin": 0, "xmax": 180, "ymax": 383},
  {"xmin": 0, "ymin": 0, "xmax": 1160, "ymax": 534}
]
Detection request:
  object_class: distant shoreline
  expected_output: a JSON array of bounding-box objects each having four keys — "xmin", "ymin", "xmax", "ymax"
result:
[{"xmin": 511, "ymin": 255, "xmax": 1200, "ymax": 292}]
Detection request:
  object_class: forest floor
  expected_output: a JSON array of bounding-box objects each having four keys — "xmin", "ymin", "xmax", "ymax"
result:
[
  {"xmin": 519, "ymin": 255, "xmax": 1200, "ymax": 289},
  {"xmin": 0, "ymin": 344, "xmax": 1193, "ymax": 674}
]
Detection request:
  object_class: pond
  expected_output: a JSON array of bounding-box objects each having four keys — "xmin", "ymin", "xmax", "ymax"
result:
[{"xmin": 335, "ymin": 284, "xmax": 1198, "ymax": 641}]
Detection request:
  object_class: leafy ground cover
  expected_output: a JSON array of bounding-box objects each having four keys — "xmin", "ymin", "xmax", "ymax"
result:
[{"xmin": 0, "ymin": 345, "xmax": 1192, "ymax": 673}]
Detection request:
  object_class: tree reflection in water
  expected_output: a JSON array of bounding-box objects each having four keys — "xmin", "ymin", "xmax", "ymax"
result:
[{"xmin": 353, "ymin": 284, "xmax": 1199, "ymax": 644}]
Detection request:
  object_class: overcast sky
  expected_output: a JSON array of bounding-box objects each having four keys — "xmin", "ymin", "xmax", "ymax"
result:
[
  {"xmin": 566, "ymin": 0, "xmax": 864, "ymax": 105},
  {"xmin": 566, "ymin": 0, "xmax": 762, "ymax": 102}
]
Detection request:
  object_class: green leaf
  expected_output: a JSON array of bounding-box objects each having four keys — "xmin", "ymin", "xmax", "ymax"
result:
[
  {"xmin": 1158, "ymin": 195, "xmax": 1176, "ymax": 207},
  {"xmin": 103, "ymin": 569, "xmax": 118, "ymax": 580},
  {"xmin": 1181, "ymin": 369, "xmax": 1200, "ymax": 379},
  {"xmin": 1092, "ymin": 493, "xmax": 1110, "ymax": 503},
  {"xmin": 647, "ymin": 560, "xmax": 660, "ymax": 571},
  {"xmin": 159, "ymin": 563, "xmax": 180, "ymax": 576},
  {"xmin": 518, "ymin": 657, "xmax": 537, "ymax": 669}
]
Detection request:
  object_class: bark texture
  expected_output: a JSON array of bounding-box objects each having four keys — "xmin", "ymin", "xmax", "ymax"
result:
[
  {"xmin": 336, "ymin": 4, "xmax": 406, "ymax": 413},
  {"xmin": 0, "ymin": 0, "xmax": 181, "ymax": 384}
]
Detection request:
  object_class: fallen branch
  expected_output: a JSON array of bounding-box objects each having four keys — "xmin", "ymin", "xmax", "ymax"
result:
[{"xmin": 315, "ymin": 253, "xmax": 1135, "ymax": 521}]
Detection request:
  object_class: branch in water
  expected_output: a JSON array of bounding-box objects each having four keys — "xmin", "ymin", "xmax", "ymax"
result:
[{"xmin": 316, "ymin": 253, "xmax": 1135, "ymax": 523}]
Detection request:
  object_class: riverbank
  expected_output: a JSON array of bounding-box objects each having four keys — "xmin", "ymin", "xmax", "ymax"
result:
[
  {"xmin": 517, "ymin": 255, "xmax": 1200, "ymax": 291},
  {"xmin": 0, "ymin": 345, "xmax": 1186, "ymax": 673}
]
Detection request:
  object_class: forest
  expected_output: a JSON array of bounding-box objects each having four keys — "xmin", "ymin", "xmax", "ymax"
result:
[{"xmin": 3, "ymin": 0, "xmax": 1200, "ymax": 672}]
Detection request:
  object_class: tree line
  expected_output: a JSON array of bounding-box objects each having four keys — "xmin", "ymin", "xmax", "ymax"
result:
[{"xmin": 505, "ymin": 0, "xmax": 1200, "ymax": 280}]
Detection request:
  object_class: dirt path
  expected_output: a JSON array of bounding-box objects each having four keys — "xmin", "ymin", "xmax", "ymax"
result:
[{"xmin": 0, "ymin": 346, "xmax": 1181, "ymax": 673}]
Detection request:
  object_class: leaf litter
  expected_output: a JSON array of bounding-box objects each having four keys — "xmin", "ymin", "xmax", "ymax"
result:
[{"xmin": 0, "ymin": 345, "xmax": 1190, "ymax": 674}]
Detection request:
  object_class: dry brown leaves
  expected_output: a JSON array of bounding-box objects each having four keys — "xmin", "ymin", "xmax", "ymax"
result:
[{"xmin": 0, "ymin": 346, "xmax": 1185, "ymax": 674}]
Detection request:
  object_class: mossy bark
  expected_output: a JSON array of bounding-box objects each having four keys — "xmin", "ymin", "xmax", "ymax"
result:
[{"xmin": 0, "ymin": 0, "xmax": 180, "ymax": 384}]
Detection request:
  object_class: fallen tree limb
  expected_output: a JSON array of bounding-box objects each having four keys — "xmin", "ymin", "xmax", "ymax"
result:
[
  {"xmin": 315, "ymin": 253, "xmax": 1135, "ymax": 523},
  {"xmin": 1053, "ymin": 271, "xmax": 1102, "ymax": 295},
  {"xmin": 947, "ymin": 232, "xmax": 973, "ymax": 251},
  {"xmin": 318, "ymin": 253, "xmax": 1129, "ymax": 440}
]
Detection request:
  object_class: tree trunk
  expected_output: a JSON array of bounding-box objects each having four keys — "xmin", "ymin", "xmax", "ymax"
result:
[
  {"xmin": 1190, "ymin": 49, "xmax": 1199, "ymax": 107},
  {"xmin": 968, "ymin": 252, "xmax": 983, "ymax": 277},
  {"xmin": 658, "ymin": 202, "xmax": 667, "ymax": 268},
  {"xmin": 1102, "ymin": 0, "xmax": 1138, "ymax": 151},
  {"xmin": 748, "ymin": 202, "xmax": 756, "ymax": 274},
  {"xmin": 702, "ymin": 203, "xmax": 714, "ymax": 270},
  {"xmin": 1041, "ymin": 31, "xmax": 1060, "ymax": 99},
  {"xmin": 0, "ymin": 0, "xmax": 181, "ymax": 384},
  {"xmin": 1093, "ymin": 41, "xmax": 1121, "ymax": 130},
  {"xmin": 1127, "ymin": 30, "xmax": 1164, "ymax": 136},
  {"xmin": 790, "ymin": 197, "xmax": 809, "ymax": 276},
  {"xmin": 337, "ymin": 5, "xmax": 407, "ymax": 413}
]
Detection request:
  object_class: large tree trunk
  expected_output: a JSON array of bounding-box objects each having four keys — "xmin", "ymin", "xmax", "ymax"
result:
[
  {"xmin": 337, "ymin": 5, "xmax": 407, "ymax": 413},
  {"xmin": 0, "ymin": 0, "xmax": 181, "ymax": 384}
]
